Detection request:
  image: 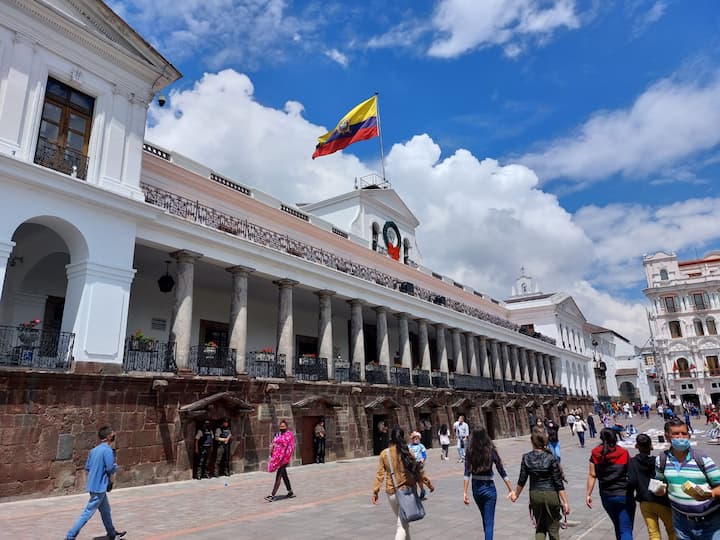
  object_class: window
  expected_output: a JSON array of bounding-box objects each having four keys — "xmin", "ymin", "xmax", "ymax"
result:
[
  {"xmin": 371, "ymin": 222, "xmax": 380, "ymax": 251},
  {"xmin": 692, "ymin": 292, "xmax": 707, "ymax": 310},
  {"xmin": 694, "ymin": 320, "xmax": 705, "ymax": 336},
  {"xmin": 403, "ymin": 238, "xmax": 411, "ymax": 265},
  {"xmin": 659, "ymin": 268, "xmax": 669, "ymax": 280},
  {"xmin": 34, "ymin": 78, "xmax": 94, "ymax": 180},
  {"xmin": 669, "ymin": 320, "xmax": 682, "ymax": 338},
  {"xmin": 664, "ymin": 296, "xmax": 678, "ymax": 313},
  {"xmin": 707, "ymin": 318, "xmax": 717, "ymax": 335},
  {"xmin": 676, "ymin": 357, "xmax": 690, "ymax": 377},
  {"xmin": 706, "ymin": 356, "xmax": 719, "ymax": 376}
]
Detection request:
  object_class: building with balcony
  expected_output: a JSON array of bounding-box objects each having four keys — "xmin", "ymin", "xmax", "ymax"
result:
[
  {"xmin": 0, "ymin": 0, "xmax": 589, "ymax": 499},
  {"xmin": 643, "ymin": 251, "xmax": 720, "ymax": 407}
]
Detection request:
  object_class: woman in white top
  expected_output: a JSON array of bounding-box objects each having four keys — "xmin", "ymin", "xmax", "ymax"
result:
[
  {"xmin": 574, "ymin": 416, "xmax": 587, "ymax": 448},
  {"xmin": 438, "ymin": 424, "xmax": 451, "ymax": 461}
]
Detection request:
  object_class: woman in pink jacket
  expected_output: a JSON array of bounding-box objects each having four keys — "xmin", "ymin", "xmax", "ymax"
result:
[{"xmin": 266, "ymin": 419, "xmax": 296, "ymax": 502}]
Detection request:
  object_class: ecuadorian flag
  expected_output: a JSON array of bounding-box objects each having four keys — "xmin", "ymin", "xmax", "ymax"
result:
[{"xmin": 312, "ymin": 96, "xmax": 379, "ymax": 159}]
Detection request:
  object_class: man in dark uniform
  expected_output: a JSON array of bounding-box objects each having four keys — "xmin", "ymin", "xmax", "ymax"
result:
[
  {"xmin": 195, "ymin": 420, "xmax": 214, "ymax": 479},
  {"xmin": 214, "ymin": 418, "xmax": 233, "ymax": 476}
]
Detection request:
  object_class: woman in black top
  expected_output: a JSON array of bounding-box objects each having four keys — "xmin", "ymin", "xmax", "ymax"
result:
[
  {"xmin": 511, "ymin": 431, "xmax": 569, "ymax": 540},
  {"xmin": 462, "ymin": 428, "xmax": 513, "ymax": 540}
]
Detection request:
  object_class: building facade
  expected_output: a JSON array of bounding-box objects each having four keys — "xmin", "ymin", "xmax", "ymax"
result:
[
  {"xmin": 644, "ymin": 251, "xmax": 720, "ymax": 407},
  {"xmin": 0, "ymin": 0, "xmax": 590, "ymax": 499}
]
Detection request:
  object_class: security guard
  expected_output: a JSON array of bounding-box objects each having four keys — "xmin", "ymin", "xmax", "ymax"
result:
[
  {"xmin": 214, "ymin": 418, "xmax": 233, "ymax": 476},
  {"xmin": 194, "ymin": 420, "xmax": 214, "ymax": 479}
]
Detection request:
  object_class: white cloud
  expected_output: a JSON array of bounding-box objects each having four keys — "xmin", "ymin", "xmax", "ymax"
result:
[
  {"xmin": 632, "ymin": 1, "xmax": 668, "ymax": 37},
  {"xmin": 324, "ymin": 49, "xmax": 349, "ymax": 67},
  {"xmin": 520, "ymin": 73, "xmax": 720, "ymax": 183}
]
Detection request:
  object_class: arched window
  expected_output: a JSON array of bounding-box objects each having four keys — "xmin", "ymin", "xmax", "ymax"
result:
[
  {"xmin": 676, "ymin": 357, "xmax": 690, "ymax": 377},
  {"xmin": 706, "ymin": 355, "xmax": 719, "ymax": 375},
  {"xmin": 707, "ymin": 318, "xmax": 717, "ymax": 335},
  {"xmin": 403, "ymin": 238, "xmax": 411, "ymax": 264},
  {"xmin": 371, "ymin": 222, "xmax": 380, "ymax": 251},
  {"xmin": 669, "ymin": 320, "xmax": 682, "ymax": 338},
  {"xmin": 694, "ymin": 319, "xmax": 705, "ymax": 336},
  {"xmin": 659, "ymin": 268, "xmax": 669, "ymax": 281}
]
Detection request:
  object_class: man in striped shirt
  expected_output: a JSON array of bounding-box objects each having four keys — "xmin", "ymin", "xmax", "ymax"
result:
[{"xmin": 655, "ymin": 418, "xmax": 720, "ymax": 539}]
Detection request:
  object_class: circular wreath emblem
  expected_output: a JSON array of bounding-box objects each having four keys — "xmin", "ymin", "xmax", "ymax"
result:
[{"xmin": 383, "ymin": 221, "xmax": 401, "ymax": 261}]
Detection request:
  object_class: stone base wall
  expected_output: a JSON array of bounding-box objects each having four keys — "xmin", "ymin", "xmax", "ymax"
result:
[{"xmin": 0, "ymin": 370, "xmax": 591, "ymax": 500}]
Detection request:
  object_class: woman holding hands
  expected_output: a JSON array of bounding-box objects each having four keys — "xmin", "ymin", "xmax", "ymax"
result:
[{"xmin": 510, "ymin": 430, "xmax": 570, "ymax": 539}]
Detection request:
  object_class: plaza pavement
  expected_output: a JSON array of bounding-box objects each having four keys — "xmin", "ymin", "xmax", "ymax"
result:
[{"xmin": 1, "ymin": 414, "xmax": 717, "ymax": 539}]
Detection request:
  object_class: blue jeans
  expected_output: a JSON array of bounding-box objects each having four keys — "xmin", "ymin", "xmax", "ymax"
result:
[
  {"xmin": 672, "ymin": 509, "xmax": 720, "ymax": 540},
  {"xmin": 601, "ymin": 494, "xmax": 635, "ymax": 540},
  {"xmin": 472, "ymin": 480, "xmax": 497, "ymax": 540},
  {"xmin": 66, "ymin": 492, "xmax": 118, "ymax": 539},
  {"xmin": 548, "ymin": 441, "xmax": 561, "ymax": 462}
]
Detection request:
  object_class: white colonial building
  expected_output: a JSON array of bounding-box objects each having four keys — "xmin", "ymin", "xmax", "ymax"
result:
[{"xmin": 644, "ymin": 251, "xmax": 720, "ymax": 406}]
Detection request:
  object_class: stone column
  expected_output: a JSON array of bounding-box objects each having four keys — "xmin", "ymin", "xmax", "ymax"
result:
[
  {"xmin": 501, "ymin": 343, "xmax": 512, "ymax": 381},
  {"xmin": 0, "ymin": 241, "xmax": 15, "ymax": 317},
  {"xmin": 519, "ymin": 348, "xmax": 530, "ymax": 383},
  {"xmin": 478, "ymin": 336, "xmax": 490, "ymax": 378},
  {"xmin": 452, "ymin": 328, "xmax": 464, "ymax": 374},
  {"xmin": 227, "ymin": 265, "xmax": 254, "ymax": 374},
  {"xmin": 529, "ymin": 351, "xmax": 539, "ymax": 384},
  {"xmin": 511, "ymin": 345, "xmax": 520, "ymax": 382},
  {"xmin": 317, "ymin": 289, "xmax": 335, "ymax": 379},
  {"xmin": 375, "ymin": 307, "xmax": 390, "ymax": 379},
  {"xmin": 544, "ymin": 354, "xmax": 553, "ymax": 386},
  {"xmin": 417, "ymin": 318, "xmax": 431, "ymax": 372},
  {"xmin": 274, "ymin": 279, "xmax": 299, "ymax": 376},
  {"xmin": 170, "ymin": 250, "xmax": 202, "ymax": 371},
  {"xmin": 349, "ymin": 299, "xmax": 365, "ymax": 381},
  {"xmin": 466, "ymin": 333, "xmax": 478, "ymax": 375},
  {"xmin": 397, "ymin": 313, "xmax": 412, "ymax": 369},
  {"xmin": 490, "ymin": 339, "xmax": 503, "ymax": 387},
  {"xmin": 436, "ymin": 324, "xmax": 448, "ymax": 373},
  {"xmin": 551, "ymin": 356, "xmax": 560, "ymax": 386},
  {"xmin": 536, "ymin": 352, "xmax": 547, "ymax": 385}
]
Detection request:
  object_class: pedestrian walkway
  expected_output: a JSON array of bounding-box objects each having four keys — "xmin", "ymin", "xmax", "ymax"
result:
[{"xmin": 1, "ymin": 415, "xmax": 716, "ymax": 539}]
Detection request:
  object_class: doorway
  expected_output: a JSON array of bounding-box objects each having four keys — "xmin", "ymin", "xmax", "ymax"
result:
[
  {"xmin": 507, "ymin": 409, "xmax": 517, "ymax": 437},
  {"xmin": 484, "ymin": 410, "xmax": 497, "ymax": 440},
  {"xmin": 419, "ymin": 412, "xmax": 433, "ymax": 448},
  {"xmin": 372, "ymin": 414, "xmax": 389, "ymax": 455},
  {"xmin": 199, "ymin": 319, "xmax": 229, "ymax": 348},
  {"xmin": 300, "ymin": 416, "xmax": 322, "ymax": 465}
]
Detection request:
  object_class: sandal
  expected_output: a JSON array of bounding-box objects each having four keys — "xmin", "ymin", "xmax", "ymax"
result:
[{"xmin": 264, "ymin": 495, "xmax": 275, "ymax": 502}]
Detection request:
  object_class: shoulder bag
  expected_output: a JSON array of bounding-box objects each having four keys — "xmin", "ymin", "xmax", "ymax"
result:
[{"xmin": 385, "ymin": 452, "xmax": 425, "ymax": 523}]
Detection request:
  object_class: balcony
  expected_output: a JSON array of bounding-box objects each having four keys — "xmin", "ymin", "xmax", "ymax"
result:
[
  {"xmin": 123, "ymin": 338, "xmax": 176, "ymax": 372},
  {"xmin": 412, "ymin": 369, "xmax": 432, "ymax": 387},
  {"xmin": 0, "ymin": 325, "xmax": 74, "ymax": 370},
  {"xmin": 333, "ymin": 358, "xmax": 360, "ymax": 382},
  {"xmin": 247, "ymin": 351, "xmax": 286, "ymax": 378},
  {"xmin": 493, "ymin": 380, "xmax": 505, "ymax": 393},
  {"xmin": 670, "ymin": 370, "xmax": 698, "ymax": 379},
  {"xmin": 452, "ymin": 373, "xmax": 494, "ymax": 392},
  {"xmin": 390, "ymin": 366, "xmax": 412, "ymax": 387},
  {"xmin": 294, "ymin": 355, "xmax": 328, "ymax": 381},
  {"xmin": 431, "ymin": 371, "xmax": 450, "ymax": 388},
  {"xmin": 705, "ymin": 369, "xmax": 720, "ymax": 379},
  {"xmin": 189, "ymin": 346, "xmax": 236, "ymax": 376},
  {"xmin": 365, "ymin": 363, "xmax": 388, "ymax": 385},
  {"xmin": 34, "ymin": 137, "xmax": 89, "ymax": 180}
]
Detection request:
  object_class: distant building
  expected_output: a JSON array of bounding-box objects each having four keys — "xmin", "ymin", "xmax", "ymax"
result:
[{"xmin": 643, "ymin": 251, "xmax": 720, "ymax": 406}]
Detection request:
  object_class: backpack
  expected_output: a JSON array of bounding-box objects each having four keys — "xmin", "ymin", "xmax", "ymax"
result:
[{"xmin": 658, "ymin": 448, "xmax": 709, "ymax": 481}]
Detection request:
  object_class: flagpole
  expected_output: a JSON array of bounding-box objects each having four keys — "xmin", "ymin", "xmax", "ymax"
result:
[{"xmin": 375, "ymin": 91, "xmax": 387, "ymax": 184}]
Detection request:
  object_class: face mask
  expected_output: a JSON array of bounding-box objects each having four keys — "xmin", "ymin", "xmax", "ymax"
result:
[
  {"xmin": 671, "ymin": 438, "xmax": 691, "ymax": 451},
  {"xmin": 279, "ymin": 428, "xmax": 287, "ymax": 433}
]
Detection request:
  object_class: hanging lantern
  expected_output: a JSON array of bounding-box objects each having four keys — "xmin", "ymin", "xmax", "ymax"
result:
[{"xmin": 157, "ymin": 260, "xmax": 175, "ymax": 293}]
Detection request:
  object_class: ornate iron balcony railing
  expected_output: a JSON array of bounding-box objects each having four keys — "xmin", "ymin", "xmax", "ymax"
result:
[
  {"xmin": 189, "ymin": 345, "xmax": 236, "ymax": 376},
  {"xmin": 34, "ymin": 137, "xmax": 89, "ymax": 180},
  {"xmin": 365, "ymin": 363, "xmax": 388, "ymax": 384},
  {"xmin": 294, "ymin": 355, "xmax": 328, "ymax": 381},
  {"xmin": 390, "ymin": 366, "xmax": 412, "ymax": 386},
  {"xmin": 247, "ymin": 351, "xmax": 286, "ymax": 379},
  {"xmin": 0, "ymin": 325, "xmax": 74, "ymax": 370},
  {"xmin": 123, "ymin": 338, "xmax": 176, "ymax": 372},
  {"xmin": 412, "ymin": 369, "xmax": 432, "ymax": 387}
]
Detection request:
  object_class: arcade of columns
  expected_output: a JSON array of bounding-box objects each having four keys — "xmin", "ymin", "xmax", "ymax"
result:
[{"xmin": 168, "ymin": 250, "xmax": 561, "ymax": 388}]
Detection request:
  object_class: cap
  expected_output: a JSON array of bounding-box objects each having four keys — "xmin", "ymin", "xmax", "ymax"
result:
[{"xmin": 410, "ymin": 431, "xmax": 421, "ymax": 439}]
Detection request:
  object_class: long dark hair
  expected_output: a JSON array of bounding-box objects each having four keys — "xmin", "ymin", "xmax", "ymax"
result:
[
  {"xmin": 599, "ymin": 428, "xmax": 618, "ymax": 461},
  {"xmin": 466, "ymin": 428, "xmax": 497, "ymax": 473},
  {"xmin": 389, "ymin": 426, "xmax": 420, "ymax": 481},
  {"xmin": 439, "ymin": 424, "xmax": 448, "ymax": 435}
]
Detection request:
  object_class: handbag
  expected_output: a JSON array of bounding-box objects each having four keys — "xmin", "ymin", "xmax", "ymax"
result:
[{"xmin": 385, "ymin": 452, "xmax": 425, "ymax": 523}]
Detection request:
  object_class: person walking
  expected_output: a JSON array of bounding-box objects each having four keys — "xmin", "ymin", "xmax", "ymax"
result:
[
  {"xmin": 64, "ymin": 426, "xmax": 126, "ymax": 540},
  {"xmin": 586, "ymin": 428, "xmax": 635, "ymax": 540},
  {"xmin": 574, "ymin": 416, "xmax": 587, "ymax": 448},
  {"xmin": 462, "ymin": 428, "xmax": 513, "ymax": 540},
  {"xmin": 627, "ymin": 433, "xmax": 676, "ymax": 540},
  {"xmin": 372, "ymin": 426, "xmax": 434, "ymax": 540},
  {"xmin": 454, "ymin": 415, "xmax": 469, "ymax": 463},
  {"xmin": 510, "ymin": 431, "xmax": 570, "ymax": 540},
  {"xmin": 438, "ymin": 424, "xmax": 450, "ymax": 461},
  {"xmin": 655, "ymin": 417, "xmax": 720, "ymax": 539},
  {"xmin": 545, "ymin": 419, "xmax": 561, "ymax": 463},
  {"xmin": 265, "ymin": 419, "xmax": 295, "ymax": 502},
  {"xmin": 566, "ymin": 412, "xmax": 576, "ymax": 434},
  {"xmin": 587, "ymin": 413, "xmax": 597, "ymax": 438},
  {"xmin": 408, "ymin": 431, "xmax": 429, "ymax": 499}
]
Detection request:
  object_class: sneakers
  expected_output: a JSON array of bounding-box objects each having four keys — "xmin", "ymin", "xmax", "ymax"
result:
[
  {"xmin": 110, "ymin": 532, "xmax": 127, "ymax": 540},
  {"xmin": 264, "ymin": 494, "xmax": 275, "ymax": 502}
]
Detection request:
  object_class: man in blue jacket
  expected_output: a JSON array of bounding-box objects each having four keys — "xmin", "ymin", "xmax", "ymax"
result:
[{"xmin": 65, "ymin": 426, "xmax": 126, "ymax": 540}]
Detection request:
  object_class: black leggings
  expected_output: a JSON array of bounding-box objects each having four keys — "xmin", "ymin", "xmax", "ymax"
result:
[{"xmin": 272, "ymin": 465, "xmax": 292, "ymax": 495}]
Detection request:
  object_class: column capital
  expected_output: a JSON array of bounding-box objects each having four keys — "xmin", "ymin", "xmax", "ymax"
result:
[
  {"xmin": 170, "ymin": 249, "xmax": 203, "ymax": 262},
  {"xmin": 395, "ymin": 312, "xmax": 410, "ymax": 320},
  {"xmin": 347, "ymin": 298, "xmax": 365, "ymax": 306},
  {"xmin": 273, "ymin": 278, "xmax": 299, "ymax": 288},
  {"xmin": 464, "ymin": 331, "xmax": 477, "ymax": 338},
  {"xmin": 435, "ymin": 322, "xmax": 447, "ymax": 330},
  {"xmin": 315, "ymin": 289, "xmax": 336, "ymax": 297},
  {"xmin": 226, "ymin": 264, "xmax": 255, "ymax": 275},
  {"xmin": 373, "ymin": 305, "xmax": 388, "ymax": 314}
]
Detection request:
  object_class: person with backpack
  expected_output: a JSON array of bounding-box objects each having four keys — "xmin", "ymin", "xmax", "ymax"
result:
[
  {"xmin": 655, "ymin": 418, "xmax": 720, "ymax": 539},
  {"xmin": 585, "ymin": 428, "xmax": 635, "ymax": 540},
  {"xmin": 627, "ymin": 433, "xmax": 676, "ymax": 540}
]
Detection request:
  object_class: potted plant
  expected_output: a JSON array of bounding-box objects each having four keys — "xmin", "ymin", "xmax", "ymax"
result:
[
  {"xmin": 17, "ymin": 319, "xmax": 40, "ymax": 346},
  {"xmin": 130, "ymin": 329, "xmax": 154, "ymax": 351},
  {"xmin": 204, "ymin": 340, "xmax": 218, "ymax": 358}
]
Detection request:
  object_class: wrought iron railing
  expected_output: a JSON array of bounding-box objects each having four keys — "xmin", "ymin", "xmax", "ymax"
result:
[
  {"xmin": 493, "ymin": 380, "xmax": 505, "ymax": 392},
  {"xmin": 390, "ymin": 366, "xmax": 412, "ymax": 386},
  {"xmin": 0, "ymin": 325, "xmax": 74, "ymax": 369},
  {"xmin": 139, "ymin": 182, "xmax": 556, "ymax": 346},
  {"xmin": 123, "ymin": 338, "xmax": 176, "ymax": 372},
  {"xmin": 452, "ymin": 373, "xmax": 494, "ymax": 391},
  {"xmin": 34, "ymin": 137, "xmax": 89, "ymax": 180},
  {"xmin": 705, "ymin": 370, "xmax": 720, "ymax": 378},
  {"xmin": 294, "ymin": 355, "xmax": 328, "ymax": 381},
  {"xmin": 412, "ymin": 369, "xmax": 432, "ymax": 387},
  {"xmin": 247, "ymin": 351, "xmax": 286, "ymax": 378},
  {"xmin": 431, "ymin": 372, "xmax": 449, "ymax": 388},
  {"xmin": 333, "ymin": 358, "xmax": 351, "ymax": 382},
  {"xmin": 189, "ymin": 346, "xmax": 236, "ymax": 376},
  {"xmin": 365, "ymin": 364, "xmax": 388, "ymax": 384}
]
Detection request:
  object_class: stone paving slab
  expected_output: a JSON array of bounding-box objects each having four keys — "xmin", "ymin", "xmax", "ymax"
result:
[{"xmin": 0, "ymin": 415, "xmax": 716, "ymax": 539}]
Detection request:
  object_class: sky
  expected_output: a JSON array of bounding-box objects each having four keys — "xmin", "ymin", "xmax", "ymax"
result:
[{"xmin": 109, "ymin": 0, "xmax": 720, "ymax": 346}]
